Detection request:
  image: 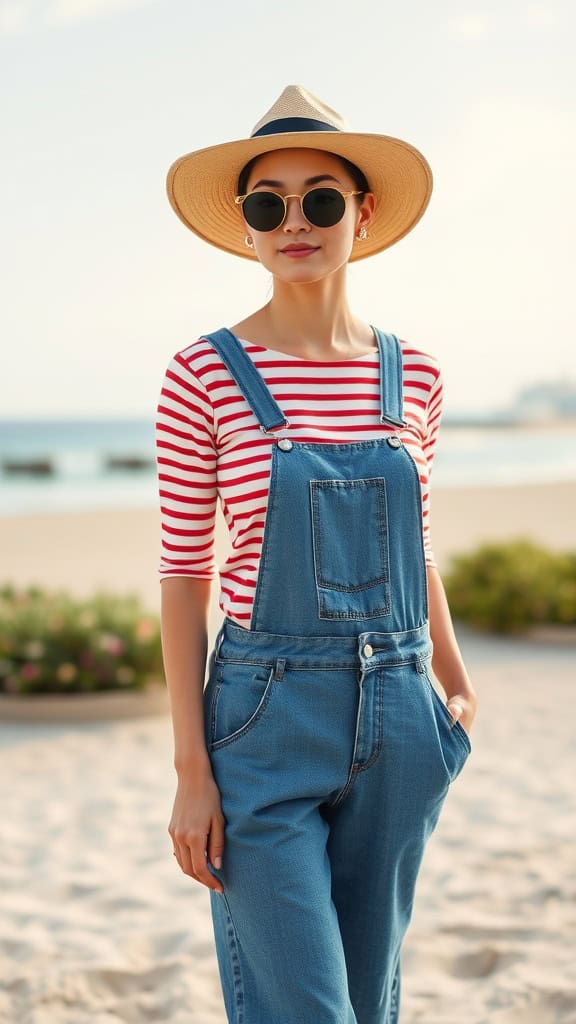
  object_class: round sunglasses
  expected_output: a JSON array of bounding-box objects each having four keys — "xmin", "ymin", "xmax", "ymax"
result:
[{"xmin": 234, "ymin": 187, "xmax": 364, "ymax": 233}]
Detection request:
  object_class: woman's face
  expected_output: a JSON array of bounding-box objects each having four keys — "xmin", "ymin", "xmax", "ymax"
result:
[{"xmin": 240, "ymin": 148, "xmax": 375, "ymax": 282}]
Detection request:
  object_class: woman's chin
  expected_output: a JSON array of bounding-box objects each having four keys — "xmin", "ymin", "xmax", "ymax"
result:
[{"xmin": 265, "ymin": 253, "xmax": 351, "ymax": 284}]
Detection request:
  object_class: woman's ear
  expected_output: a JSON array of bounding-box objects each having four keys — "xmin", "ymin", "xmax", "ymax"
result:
[{"xmin": 357, "ymin": 192, "xmax": 376, "ymax": 234}]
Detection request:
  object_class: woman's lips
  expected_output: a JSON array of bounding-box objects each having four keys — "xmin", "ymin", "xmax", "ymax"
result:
[{"xmin": 280, "ymin": 245, "xmax": 320, "ymax": 259}]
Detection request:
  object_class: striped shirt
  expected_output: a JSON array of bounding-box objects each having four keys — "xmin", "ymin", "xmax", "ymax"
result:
[{"xmin": 155, "ymin": 336, "xmax": 443, "ymax": 629}]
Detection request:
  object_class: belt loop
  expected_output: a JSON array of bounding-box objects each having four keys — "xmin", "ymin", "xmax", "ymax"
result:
[
  {"xmin": 415, "ymin": 648, "xmax": 432, "ymax": 673},
  {"xmin": 273, "ymin": 658, "xmax": 286, "ymax": 681}
]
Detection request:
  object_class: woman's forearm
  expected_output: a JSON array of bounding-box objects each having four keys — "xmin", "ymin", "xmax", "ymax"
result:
[
  {"xmin": 160, "ymin": 577, "xmax": 214, "ymax": 776},
  {"xmin": 427, "ymin": 565, "xmax": 477, "ymax": 722}
]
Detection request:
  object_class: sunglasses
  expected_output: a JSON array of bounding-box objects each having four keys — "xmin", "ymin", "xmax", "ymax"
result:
[{"xmin": 234, "ymin": 187, "xmax": 364, "ymax": 233}]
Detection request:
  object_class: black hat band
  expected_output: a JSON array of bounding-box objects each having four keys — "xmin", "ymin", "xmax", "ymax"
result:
[{"xmin": 251, "ymin": 117, "xmax": 340, "ymax": 138}]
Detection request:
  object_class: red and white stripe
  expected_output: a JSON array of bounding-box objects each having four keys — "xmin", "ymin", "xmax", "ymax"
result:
[{"xmin": 155, "ymin": 337, "xmax": 443, "ymax": 628}]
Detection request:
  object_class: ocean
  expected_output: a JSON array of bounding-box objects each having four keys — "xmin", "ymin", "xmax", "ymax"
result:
[{"xmin": 1, "ymin": 418, "xmax": 575, "ymax": 517}]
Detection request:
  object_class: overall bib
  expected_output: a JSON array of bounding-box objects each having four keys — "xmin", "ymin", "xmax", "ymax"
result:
[{"xmin": 201, "ymin": 328, "xmax": 471, "ymax": 1024}]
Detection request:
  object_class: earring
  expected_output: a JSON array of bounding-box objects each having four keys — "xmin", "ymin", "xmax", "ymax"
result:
[
  {"xmin": 356, "ymin": 226, "xmax": 368, "ymax": 241},
  {"xmin": 244, "ymin": 235, "xmax": 254, "ymax": 249}
]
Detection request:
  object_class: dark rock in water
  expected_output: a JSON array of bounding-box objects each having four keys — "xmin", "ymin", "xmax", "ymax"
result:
[
  {"xmin": 2, "ymin": 458, "xmax": 55, "ymax": 476},
  {"xmin": 104, "ymin": 455, "xmax": 155, "ymax": 471}
]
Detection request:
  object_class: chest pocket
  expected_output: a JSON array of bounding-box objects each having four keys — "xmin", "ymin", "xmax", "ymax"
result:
[{"xmin": 310, "ymin": 477, "xmax": 391, "ymax": 620}]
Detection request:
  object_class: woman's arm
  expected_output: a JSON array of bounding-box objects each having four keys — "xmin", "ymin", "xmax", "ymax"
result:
[
  {"xmin": 160, "ymin": 576, "xmax": 213, "ymax": 772},
  {"xmin": 161, "ymin": 576, "xmax": 225, "ymax": 893},
  {"xmin": 427, "ymin": 564, "xmax": 478, "ymax": 735}
]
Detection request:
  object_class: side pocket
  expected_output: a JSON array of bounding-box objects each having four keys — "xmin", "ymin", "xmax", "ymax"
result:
[
  {"xmin": 424, "ymin": 670, "xmax": 471, "ymax": 781},
  {"xmin": 202, "ymin": 648, "xmax": 220, "ymax": 750},
  {"xmin": 209, "ymin": 660, "xmax": 277, "ymax": 752},
  {"xmin": 310, "ymin": 477, "xmax": 391, "ymax": 620}
]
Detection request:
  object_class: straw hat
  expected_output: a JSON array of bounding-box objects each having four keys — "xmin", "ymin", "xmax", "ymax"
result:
[{"xmin": 166, "ymin": 85, "xmax": 433, "ymax": 262}]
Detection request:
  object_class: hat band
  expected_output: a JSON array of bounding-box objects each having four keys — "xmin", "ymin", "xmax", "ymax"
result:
[{"xmin": 251, "ymin": 116, "xmax": 340, "ymax": 138}]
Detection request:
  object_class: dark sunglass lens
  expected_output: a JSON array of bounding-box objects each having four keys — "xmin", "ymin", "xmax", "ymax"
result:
[
  {"xmin": 242, "ymin": 192, "xmax": 285, "ymax": 232},
  {"xmin": 303, "ymin": 188, "xmax": 346, "ymax": 227}
]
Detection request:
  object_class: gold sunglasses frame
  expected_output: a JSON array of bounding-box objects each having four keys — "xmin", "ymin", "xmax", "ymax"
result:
[{"xmin": 234, "ymin": 187, "xmax": 364, "ymax": 231}]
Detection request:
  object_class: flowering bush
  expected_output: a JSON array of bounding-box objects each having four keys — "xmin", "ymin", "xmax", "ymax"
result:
[
  {"xmin": 0, "ymin": 584, "xmax": 164, "ymax": 695},
  {"xmin": 444, "ymin": 538, "xmax": 576, "ymax": 633}
]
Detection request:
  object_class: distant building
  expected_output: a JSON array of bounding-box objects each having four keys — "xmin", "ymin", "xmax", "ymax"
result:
[
  {"xmin": 511, "ymin": 379, "xmax": 576, "ymax": 421},
  {"xmin": 443, "ymin": 378, "xmax": 576, "ymax": 427}
]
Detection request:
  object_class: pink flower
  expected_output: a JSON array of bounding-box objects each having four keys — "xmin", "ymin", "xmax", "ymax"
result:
[
  {"xmin": 20, "ymin": 662, "xmax": 40, "ymax": 681},
  {"xmin": 97, "ymin": 633, "xmax": 125, "ymax": 656}
]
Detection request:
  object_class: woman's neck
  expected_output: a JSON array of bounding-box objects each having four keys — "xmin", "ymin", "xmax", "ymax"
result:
[{"xmin": 239, "ymin": 272, "xmax": 376, "ymax": 360}]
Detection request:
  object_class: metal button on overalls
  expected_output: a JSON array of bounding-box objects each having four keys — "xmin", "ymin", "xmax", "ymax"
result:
[{"xmin": 278, "ymin": 438, "xmax": 293, "ymax": 451}]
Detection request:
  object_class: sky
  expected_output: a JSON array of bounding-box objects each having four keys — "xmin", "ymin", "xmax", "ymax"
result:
[{"xmin": 1, "ymin": 0, "xmax": 574, "ymax": 418}]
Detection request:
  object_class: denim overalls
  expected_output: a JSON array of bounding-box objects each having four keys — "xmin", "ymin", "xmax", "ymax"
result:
[{"xmin": 201, "ymin": 327, "xmax": 471, "ymax": 1024}]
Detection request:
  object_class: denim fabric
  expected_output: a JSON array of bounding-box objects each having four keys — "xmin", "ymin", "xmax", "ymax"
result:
[
  {"xmin": 246, "ymin": 432, "xmax": 429, "ymax": 636},
  {"xmin": 310, "ymin": 477, "xmax": 391, "ymax": 618},
  {"xmin": 201, "ymin": 328, "xmax": 472, "ymax": 1023}
]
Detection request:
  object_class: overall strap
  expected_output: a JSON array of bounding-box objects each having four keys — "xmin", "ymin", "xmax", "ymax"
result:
[
  {"xmin": 202, "ymin": 328, "xmax": 288, "ymax": 434},
  {"xmin": 372, "ymin": 327, "xmax": 408, "ymax": 428}
]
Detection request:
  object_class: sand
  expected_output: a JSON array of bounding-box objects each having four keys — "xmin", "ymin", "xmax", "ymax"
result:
[{"xmin": 1, "ymin": 481, "xmax": 575, "ymax": 1022}]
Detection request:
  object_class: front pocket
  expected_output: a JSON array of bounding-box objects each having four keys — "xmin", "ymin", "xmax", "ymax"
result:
[
  {"xmin": 310, "ymin": 477, "xmax": 391, "ymax": 619},
  {"xmin": 209, "ymin": 660, "xmax": 276, "ymax": 751}
]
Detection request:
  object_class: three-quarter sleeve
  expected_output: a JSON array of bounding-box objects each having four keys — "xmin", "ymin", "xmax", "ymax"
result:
[
  {"xmin": 421, "ymin": 361, "xmax": 444, "ymax": 569},
  {"xmin": 155, "ymin": 349, "xmax": 218, "ymax": 581}
]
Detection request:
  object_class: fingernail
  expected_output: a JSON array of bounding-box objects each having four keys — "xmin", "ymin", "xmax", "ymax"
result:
[{"xmin": 214, "ymin": 856, "xmax": 222, "ymax": 868}]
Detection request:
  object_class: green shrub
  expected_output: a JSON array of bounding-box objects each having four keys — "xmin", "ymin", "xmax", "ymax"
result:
[
  {"xmin": 444, "ymin": 538, "xmax": 576, "ymax": 633},
  {"xmin": 0, "ymin": 584, "xmax": 164, "ymax": 695}
]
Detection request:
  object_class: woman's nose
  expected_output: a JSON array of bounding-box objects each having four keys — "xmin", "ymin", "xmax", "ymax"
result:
[{"xmin": 282, "ymin": 196, "xmax": 310, "ymax": 232}]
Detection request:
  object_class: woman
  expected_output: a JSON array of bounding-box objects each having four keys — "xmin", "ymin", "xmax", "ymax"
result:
[{"xmin": 156, "ymin": 85, "xmax": 478, "ymax": 1024}]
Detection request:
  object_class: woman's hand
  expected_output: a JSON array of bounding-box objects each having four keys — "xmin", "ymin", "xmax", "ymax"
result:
[
  {"xmin": 446, "ymin": 689, "xmax": 478, "ymax": 737},
  {"xmin": 168, "ymin": 763, "xmax": 226, "ymax": 894},
  {"xmin": 427, "ymin": 566, "xmax": 479, "ymax": 740}
]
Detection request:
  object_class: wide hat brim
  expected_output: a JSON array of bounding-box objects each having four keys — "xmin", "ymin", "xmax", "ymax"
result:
[{"xmin": 166, "ymin": 129, "xmax": 433, "ymax": 262}]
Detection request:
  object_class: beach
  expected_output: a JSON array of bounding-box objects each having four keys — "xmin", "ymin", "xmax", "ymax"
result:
[{"xmin": 1, "ymin": 481, "xmax": 575, "ymax": 1023}]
